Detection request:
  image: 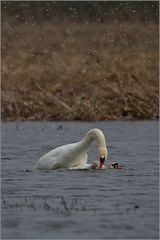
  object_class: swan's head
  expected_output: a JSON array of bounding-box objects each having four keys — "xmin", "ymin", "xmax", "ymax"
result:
[{"xmin": 99, "ymin": 148, "xmax": 108, "ymax": 169}]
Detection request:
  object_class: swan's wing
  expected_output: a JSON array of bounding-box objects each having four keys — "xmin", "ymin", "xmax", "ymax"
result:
[
  {"xmin": 68, "ymin": 153, "xmax": 92, "ymax": 169},
  {"xmin": 35, "ymin": 147, "xmax": 63, "ymax": 169},
  {"xmin": 73, "ymin": 153, "xmax": 88, "ymax": 165},
  {"xmin": 35, "ymin": 156, "xmax": 57, "ymax": 169},
  {"xmin": 36, "ymin": 142, "xmax": 89, "ymax": 170}
]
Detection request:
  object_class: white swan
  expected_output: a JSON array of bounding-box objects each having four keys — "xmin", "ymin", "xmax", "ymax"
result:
[{"xmin": 35, "ymin": 128, "xmax": 108, "ymax": 170}]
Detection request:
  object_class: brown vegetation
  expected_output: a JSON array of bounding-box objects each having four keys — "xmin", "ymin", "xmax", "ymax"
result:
[{"xmin": 1, "ymin": 20, "xmax": 159, "ymax": 121}]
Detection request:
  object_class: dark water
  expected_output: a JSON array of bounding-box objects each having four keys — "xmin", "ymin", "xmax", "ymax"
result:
[{"xmin": 1, "ymin": 121, "xmax": 159, "ymax": 239}]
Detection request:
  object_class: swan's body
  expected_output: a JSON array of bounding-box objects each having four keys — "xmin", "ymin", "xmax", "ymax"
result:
[{"xmin": 35, "ymin": 128, "xmax": 108, "ymax": 170}]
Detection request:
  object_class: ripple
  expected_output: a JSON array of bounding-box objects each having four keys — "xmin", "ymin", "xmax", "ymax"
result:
[{"xmin": 1, "ymin": 121, "xmax": 159, "ymax": 239}]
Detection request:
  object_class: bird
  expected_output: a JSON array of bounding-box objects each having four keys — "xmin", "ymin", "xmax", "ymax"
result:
[
  {"xmin": 90, "ymin": 161, "xmax": 123, "ymax": 170},
  {"xmin": 35, "ymin": 128, "xmax": 108, "ymax": 170}
]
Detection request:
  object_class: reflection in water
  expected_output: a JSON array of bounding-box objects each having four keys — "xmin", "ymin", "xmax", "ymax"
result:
[{"xmin": 1, "ymin": 121, "xmax": 159, "ymax": 239}]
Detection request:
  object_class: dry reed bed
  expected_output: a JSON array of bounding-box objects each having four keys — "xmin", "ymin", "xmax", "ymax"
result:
[{"xmin": 2, "ymin": 21, "xmax": 159, "ymax": 121}]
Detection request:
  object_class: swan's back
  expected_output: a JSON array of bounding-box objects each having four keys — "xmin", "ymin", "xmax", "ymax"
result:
[{"xmin": 35, "ymin": 142, "xmax": 88, "ymax": 170}]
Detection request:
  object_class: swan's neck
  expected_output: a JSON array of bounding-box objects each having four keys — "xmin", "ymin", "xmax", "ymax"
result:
[{"xmin": 78, "ymin": 128, "xmax": 108, "ymax": 156}]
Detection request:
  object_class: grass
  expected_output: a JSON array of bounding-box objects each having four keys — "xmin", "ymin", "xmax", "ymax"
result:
[
  {"xmin": 2, "ymin": 20, "xmax": 159, "ymax": 121},
  {"xmin": 2, "ymin": 195, "xmax": 140, "ymax": 216},
  {"xmin": 2, "ymin": 196, "xmax": 94, "ymax": 216}
]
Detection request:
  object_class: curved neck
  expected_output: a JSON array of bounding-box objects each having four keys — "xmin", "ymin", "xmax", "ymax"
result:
[{"xmin": 78, "ymin": 128, "xmax": 107, "ymax": 154}]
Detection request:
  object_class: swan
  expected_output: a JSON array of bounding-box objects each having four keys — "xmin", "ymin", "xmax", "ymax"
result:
[{"xmin": 35, "ymin": 128, "xmax": 108, "ymax": 170}]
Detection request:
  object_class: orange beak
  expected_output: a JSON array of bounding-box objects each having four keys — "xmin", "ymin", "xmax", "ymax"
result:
[{"xmin": 99, "ymin": 157, "xmax": 105, "ymax": 169}]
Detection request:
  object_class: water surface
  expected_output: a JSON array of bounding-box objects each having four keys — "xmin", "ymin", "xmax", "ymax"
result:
[{"xmin": 1, "ymin": 121, "xmax": 159, "ymax": 239}]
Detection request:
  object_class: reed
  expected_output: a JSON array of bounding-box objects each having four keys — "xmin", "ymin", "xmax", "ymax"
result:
[
  {"xmin": 2, "ymin": 21, "xmax": 158, "ymax": 121},
  {"xmin": 2, "ymin": 196, "xmax": 93, "ymax": 216}
]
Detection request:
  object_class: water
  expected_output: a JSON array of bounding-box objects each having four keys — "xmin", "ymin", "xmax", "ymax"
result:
[{"xmin": 1, "ymin": 121, "xmax": 159, "ymax": 239}]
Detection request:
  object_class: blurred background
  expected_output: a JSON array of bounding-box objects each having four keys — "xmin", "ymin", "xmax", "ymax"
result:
[{"xmin": 1, "ymin": 1, "xmax": 159, "ymax": 121}]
